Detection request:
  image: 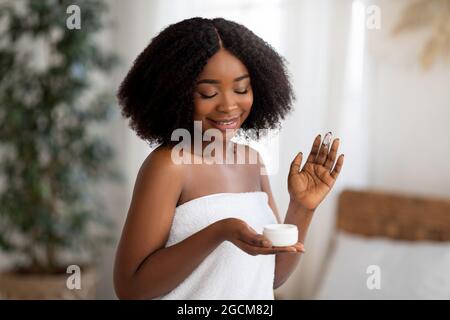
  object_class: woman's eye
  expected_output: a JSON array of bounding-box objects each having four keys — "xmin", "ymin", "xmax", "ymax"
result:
[
  {"xmin": 199, "ymin": 92, "xmax": 217, "ymax": 99},
  {"xmin": 235, "ymin": 88, "xmax": 249, "ymax": 94},
  {"xmin": 198, "ymin": 87, "xmax": 249, "ymax": 99}
]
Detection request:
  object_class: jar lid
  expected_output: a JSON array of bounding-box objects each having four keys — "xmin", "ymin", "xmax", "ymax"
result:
[{"xmin": 263, "ymin": 224, "xmax": 298, "ymax": 234}]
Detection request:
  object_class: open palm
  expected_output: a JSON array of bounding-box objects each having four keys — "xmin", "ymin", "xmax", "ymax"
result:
[{"xmin": 288, "ymin": 132, "xmax": 344, "ymax": 211}]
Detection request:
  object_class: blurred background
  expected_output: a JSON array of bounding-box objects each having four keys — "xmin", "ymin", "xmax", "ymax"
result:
[{"xmin": 0, "ymin": 0, "xmax": 449, "ymax": 299}]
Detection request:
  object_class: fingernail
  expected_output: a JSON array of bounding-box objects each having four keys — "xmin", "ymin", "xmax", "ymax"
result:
[{"xmin": 263, "ymin": 240, "xmax": 271, "ymax": 247}]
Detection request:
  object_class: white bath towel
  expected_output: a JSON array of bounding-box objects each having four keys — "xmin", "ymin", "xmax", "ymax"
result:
[{"xmin": 154, "ymin": 191, "xmax": 278, "ymax": 300}]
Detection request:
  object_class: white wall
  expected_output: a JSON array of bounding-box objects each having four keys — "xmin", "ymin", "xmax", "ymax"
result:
[
  {"xmin": 369, "ymin": 62, "xmax": 450, "ymax": 198},
  {"xmin": 366, "ymin": 0, "xmax": 450, "ymax": 199}
]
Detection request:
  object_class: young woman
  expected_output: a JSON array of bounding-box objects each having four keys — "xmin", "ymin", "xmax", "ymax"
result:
[{"xmin": 113, "ymin": 17, "xmax": 344, "ymax": 300}]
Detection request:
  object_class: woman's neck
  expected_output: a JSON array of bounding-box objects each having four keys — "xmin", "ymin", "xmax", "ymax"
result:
[{"xmin": 188, "ymin": 139, "xmax": 236, "ymax": 163}]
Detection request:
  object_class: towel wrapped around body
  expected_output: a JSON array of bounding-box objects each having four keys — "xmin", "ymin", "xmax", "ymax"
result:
[{"xmin": 153, "ymin": 191, "xmax": 278, "ymax": 300}]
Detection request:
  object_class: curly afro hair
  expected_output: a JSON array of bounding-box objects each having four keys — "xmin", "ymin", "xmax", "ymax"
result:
[{"xmin": 117, "ymin": 17, "xmax": 295, "ymax": 147}]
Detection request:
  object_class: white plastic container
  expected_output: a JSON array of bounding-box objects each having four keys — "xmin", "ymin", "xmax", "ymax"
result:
[{"xmin": 263, "ymin": 224, "xmax": 298, "ymax": 247}]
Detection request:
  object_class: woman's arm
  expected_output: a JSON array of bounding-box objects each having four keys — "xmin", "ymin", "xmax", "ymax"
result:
[
  {"xmin": 262, "ymin": 134, "xmax": 343, "ymax": 290},
  {"xmin": 116, "ymin": 219, "xmax": 228, "ymax": 299},
  {"xmin": 114, "ymin": 147, "xmax": 189, "ymax": 299},
  {"xmin": 274, "ymin": 201, "xmax": 314, "ymax": 289},
  {"xmin": 259, "ymin": 165, "xmax": 310, "ymax": 289},
  {"xmin": 114, "ymin": 147, "xmax": 228, "ymax": 299}
]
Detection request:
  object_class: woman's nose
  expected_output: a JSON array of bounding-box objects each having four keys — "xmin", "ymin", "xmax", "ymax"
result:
[{"xmin": 216, "ymin": 92, "xmax": 238, "ymax": 113}]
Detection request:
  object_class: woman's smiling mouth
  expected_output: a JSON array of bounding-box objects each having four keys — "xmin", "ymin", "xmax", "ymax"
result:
[{"xmin": 207, "ymin": 116, "xmax": 240, "ymax": 130}]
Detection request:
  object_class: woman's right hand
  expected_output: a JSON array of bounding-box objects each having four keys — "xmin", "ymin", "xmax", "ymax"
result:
[{"xmin": 218, "ymin": 218, "xmax": 305, "ymax": 256}]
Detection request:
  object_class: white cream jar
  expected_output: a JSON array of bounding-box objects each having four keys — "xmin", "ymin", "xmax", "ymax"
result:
[{"xmin": 263, "ymin": 224, "xmax": 298, "ymax": 247}]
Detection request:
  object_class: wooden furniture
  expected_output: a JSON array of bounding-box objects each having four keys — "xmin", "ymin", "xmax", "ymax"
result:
[{"xmin": 336, "ymin": 189, "xmax": 450, "ymax": 241}]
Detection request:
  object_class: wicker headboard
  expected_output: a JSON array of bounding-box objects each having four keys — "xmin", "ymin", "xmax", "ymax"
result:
[{"xmin": 337, "ymin": 189, "xmax": 450, "ymax": 241}]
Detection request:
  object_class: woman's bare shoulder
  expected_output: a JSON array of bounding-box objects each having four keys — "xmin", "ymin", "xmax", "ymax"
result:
[{"xmin": 138, "ymin": 144, "xmax": 186, "ymax": 186}]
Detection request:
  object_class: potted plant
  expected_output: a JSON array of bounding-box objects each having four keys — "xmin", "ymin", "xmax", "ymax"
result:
[{"xmin": 0, "ymin": 0, "xmax": 120, "ymax": 299}]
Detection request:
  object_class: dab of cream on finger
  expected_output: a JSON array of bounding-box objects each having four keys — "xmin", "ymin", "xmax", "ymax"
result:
[{"xmin": 323, "ymin": 132, "xmax": 332, "ymax": 146}]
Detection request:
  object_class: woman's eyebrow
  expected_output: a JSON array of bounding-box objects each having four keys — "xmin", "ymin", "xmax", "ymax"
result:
[{"xmin": 196, "ymin": 74, "xmax": 249, "ymax": 84}]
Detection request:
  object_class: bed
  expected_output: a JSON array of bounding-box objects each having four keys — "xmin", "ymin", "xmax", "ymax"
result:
[{"xmin": 315, "ymin": 188, "xmax": 450, "ymax": 299}]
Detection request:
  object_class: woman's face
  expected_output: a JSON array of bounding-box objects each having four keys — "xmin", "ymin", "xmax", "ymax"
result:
[{"xmin": 193, "ymin": 48, "xmax": 253, "ymax": 142}]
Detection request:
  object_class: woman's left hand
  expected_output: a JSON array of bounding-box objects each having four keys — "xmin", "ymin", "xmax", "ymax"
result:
[{"xmin": 288, "ymin": 132, "xmax": 344, "ymax": 211}]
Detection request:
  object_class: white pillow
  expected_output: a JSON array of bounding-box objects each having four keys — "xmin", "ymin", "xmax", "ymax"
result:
[{"xmin": 315, "ymin": 231, "xmax": 450, "ymax": 299}]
